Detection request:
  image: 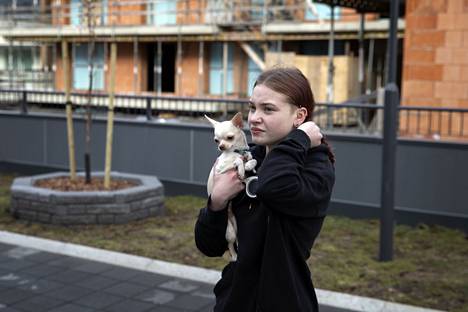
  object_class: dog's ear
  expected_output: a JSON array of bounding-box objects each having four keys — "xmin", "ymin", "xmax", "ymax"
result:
[
  {"xmin": 231, "ymin": 112, "xmax": 243, "ymax": 128},
  {"xmin": 204, "ymin": 115, "xmax": 219, "ymax": 127}
]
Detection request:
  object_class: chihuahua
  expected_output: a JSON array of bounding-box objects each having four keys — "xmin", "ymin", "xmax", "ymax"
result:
[{"xmin": 205, "ymin": 112, "xmax": 257, "ymax": 262}]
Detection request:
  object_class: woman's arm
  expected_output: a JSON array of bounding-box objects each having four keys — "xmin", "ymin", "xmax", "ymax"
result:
[
  {"xmin": 255, "ymin": 129, "xmax": 335, "ymax": 218},
  {"xmin": 194, "ymin": 199, "xmax": 229, "ymax": 257}
]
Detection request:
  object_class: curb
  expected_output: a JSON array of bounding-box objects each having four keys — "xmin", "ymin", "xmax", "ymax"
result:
[{"xmin": 0, "ymin": 231, "xmax": 444, "ymax": 312}]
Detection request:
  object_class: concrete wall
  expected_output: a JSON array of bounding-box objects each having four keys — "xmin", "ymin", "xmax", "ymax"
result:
[{"xmin": 1, "ymin": 111, "xmax": 467, "ymax": 231}]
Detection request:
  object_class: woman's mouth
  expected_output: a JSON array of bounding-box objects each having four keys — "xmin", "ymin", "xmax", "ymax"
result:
[{"xmin": 250, "ymin": 127, "xmax": 264, "ymax": 135}]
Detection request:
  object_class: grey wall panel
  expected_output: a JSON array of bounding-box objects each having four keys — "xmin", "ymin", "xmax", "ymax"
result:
[
  {"xmin": 192, "ymin": 128, "xmax": 220, "ymax": 184},
  {"xmin": 1, "ymin": 112, "xmax": 468, "ymax": 228},
  {"xmin": 396, "ymin": 142, "xmax": 468, "ymax": 215},
  {"xmin": 329, "ymin": 138, "xmax": 382, "ymax": 205},
  {"xmin": 144, "ymin": 125, "xmax": 192, "ymax": 181},
  {"xmin": 0, "ymin": 115, "xmax": 44, "ymax": 164}
]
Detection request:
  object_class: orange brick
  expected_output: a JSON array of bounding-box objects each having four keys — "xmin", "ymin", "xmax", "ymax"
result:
[
  {"xmin": 404, "ymin": 48, "xmax": 435, "ymax": 64},
  {"xmin": 441, "ymin": 98, "xmax": 459, "ymax": 107},
  {"xmin": 437, "ymin": 14, "xmax": 457, "ymax": 29},
  {"xmin": 406, "ymin": 65, "xmax": 443, "ymax": 80},
  {"xmin": 443, "ymin": 65, "xmax": 462, "ymax": 81},
  {"xmin": 459, "ymin": 99, "xmax": 468, "ymax": 108},
  {"xmin": 435, "ymin": 82, "xmax": 468, "ymax": 99},
  {"xmin": 406, "ymin": 15, "xmax": 438, "ymax": 29},
  {"xmin": 448, "ymin": 0, "xmax": 464, "ymax": 13},
  {"xmin": 461, "ymin": 66, "xmax": 468, "ymax": 80},
  {"xmin": 402, "ymin": 80, "xmax": 434, "ymax": 98},
  {"xmin": 445, "ymin": 31, "xmax": 464, "ymax": 47},
  {"xmin": 464, "ymin": 32, "xmax": 468, "ymax": 47},
  {"xmin": 435, "ymin": 47, "xmax": 452, "ymax": 64},
  {"xmin": 452, "ymin": 48, "xmax": 468, "ymax": 64},
  {"xmin": 411, "ymin": 30, "xmax": 445, "ymax": 47}
]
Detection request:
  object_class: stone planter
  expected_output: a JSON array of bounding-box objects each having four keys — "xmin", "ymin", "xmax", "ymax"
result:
[{"xmin": 10, "ymin": 172, "xmax": 165, "ymax": 225}]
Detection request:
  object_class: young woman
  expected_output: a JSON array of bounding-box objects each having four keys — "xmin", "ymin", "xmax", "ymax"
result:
[{"xmin": 195, "ymin": 67, "xmax": 335, "ymax": 312}]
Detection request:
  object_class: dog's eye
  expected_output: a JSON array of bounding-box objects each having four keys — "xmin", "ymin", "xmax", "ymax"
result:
[
  {"xmin": 214, "ymin": 138, "xmax": 219, "ymax": 143},
  {"xmin": 227, "ymin": 136, "xmax": 234, "ymax": 140}
]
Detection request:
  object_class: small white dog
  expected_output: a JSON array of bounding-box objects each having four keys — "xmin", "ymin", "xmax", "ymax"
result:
[{"xmin": 205, "ymin": 112, "xmax": 257, "ymax": 262}]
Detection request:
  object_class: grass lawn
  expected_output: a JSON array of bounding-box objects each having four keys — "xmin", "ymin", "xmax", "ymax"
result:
[{"xmin": 1, "ymin": 173, "xmax": 467, "ymax": 311}]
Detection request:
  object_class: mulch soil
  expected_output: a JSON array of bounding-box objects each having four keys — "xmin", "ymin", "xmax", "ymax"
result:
[{"xmin": 34, "ymin": 176, "xmax": 139, "ymax": 192}]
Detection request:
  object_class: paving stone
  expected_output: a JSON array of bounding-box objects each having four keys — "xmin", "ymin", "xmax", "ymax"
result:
[
  {"xmin": 146, "ymin": 307, "xmax": 185, "ymax": 312},
  {"xmin": 43, "ymin": 284, "xmax": 93, "ymax": 301},
  {"xmin": 5, "ymin": 247, "xmax": 41, "ymax": 260},
  {"xmin": 47, "ymin": 303, "xmax": 96, "ymax": 312},
  {"xmin": 25, "ymin": 251, "xmax": 62, "ymax": 263},
  {"xmin": 136, "ymin": 288, "xmax": 176, "ymax": 305},
  {"xmin": 77, "ymin": 291, "xmax": 125, "ymax": 309},
  {"xmin": 166, "ymin": 294, "xmax": 214, "ymax": 311},
  {"xmin": 0, "ymin": 288, "xmax": 34, "ymax": 304},
  {"xmin": 48, "ymin": 256, "xmax": 91, "ymax": 269},
  {"xmin": 0, "ymin": 256, "xmax": 11, "ymax": 263},
  {"xmin": 16, "ymin": 277, "xmax": 64, "ymax": 294},
  {"xmin": 0, "ymin": 259, "xmax": 36, "ymax": 271},
  {"xmin": 47, "ymin": 269, "xmax": 93, "ymax": 283},
  {"xmin": 0, "ymin": 306, "xmax": 23, "ymax": 312},
  {"xmin": 75, "ymin": 275, "xmax": 120, "ymax": 290},
  {"xmin": 0, "ymin": 272, "xmax": 36, "ymax": 288},
  {"xmin": 74, "ymin": 261, "xmax": 113, "ymax": 274},
  {"xmin": 129, "ymin": 272, "xmax": 171, "ymax": 287},
  {"xmin": 100, "ymin": 267, "xmax": 143, "ymax": 281},
  {"xmin": 0, "ymin": 243, "xmax": 15, "ymax": 251},
  {"xmin": 18, "ymin": 263, "xmax": 62, "ymax": 278},
  {"xmin": 159, "ymin": 280, "xmax": 200, "ymax": 293},
  {"xmin": 10, "ymin": 294, "xmax": 64, "ymax": 312},
  {"xmin": 103, "ymin": 299, "xmax": 155, "ymax": 312},
  {"xmin": 103, "ymin": 281, "xmax": 148, "ymax": 298}
]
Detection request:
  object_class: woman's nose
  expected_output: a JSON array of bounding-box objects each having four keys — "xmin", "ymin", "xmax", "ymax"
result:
[{"xmin": 249, "ymin": 111, "xmax": 261, "ymax": 123}]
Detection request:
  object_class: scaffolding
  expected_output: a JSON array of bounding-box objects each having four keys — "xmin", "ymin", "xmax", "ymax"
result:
[{"xmin": 0, "ymin": 0, "xmax": 405, "ymax": 107}]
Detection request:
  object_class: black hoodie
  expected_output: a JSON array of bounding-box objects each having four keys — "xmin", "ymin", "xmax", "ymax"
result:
[{"xmin": 195, "ymin": 129, "xmax": 335, "ymax": 312}]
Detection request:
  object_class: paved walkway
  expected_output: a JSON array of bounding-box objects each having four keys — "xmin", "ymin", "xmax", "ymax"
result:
[{"xmin": 0, "ymin": 242, "xmax": 349, "ymax": 312}]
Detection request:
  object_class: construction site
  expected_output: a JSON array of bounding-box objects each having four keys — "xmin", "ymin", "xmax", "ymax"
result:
[{"xmin": 0, "ymin": 0, "xmax": 466, "ymax": 140}]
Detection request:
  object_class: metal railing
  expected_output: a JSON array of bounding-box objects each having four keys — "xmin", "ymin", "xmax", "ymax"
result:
[
  {"xmin": 0, "ymin": 0, "xmax": 349, "ymax": 29},
  {"xmin": 1, "ymin": 88, "xmax": 467, "ymax": 141}
]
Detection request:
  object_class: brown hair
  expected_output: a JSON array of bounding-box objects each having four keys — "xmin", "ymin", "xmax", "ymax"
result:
[{"xmin": 254, "ymin": 67, "xmax": 335, "ymax": 164}]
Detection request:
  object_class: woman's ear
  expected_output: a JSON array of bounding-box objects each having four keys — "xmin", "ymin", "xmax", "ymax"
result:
[{"xmin": 295, "ymin": 107, "xmax": 308, "ymax": 126}]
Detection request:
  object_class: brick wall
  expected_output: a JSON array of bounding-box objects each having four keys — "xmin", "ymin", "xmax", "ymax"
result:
[{"xmin": 401, "ymin": 0, "xmax": 468, "ymax": 139}]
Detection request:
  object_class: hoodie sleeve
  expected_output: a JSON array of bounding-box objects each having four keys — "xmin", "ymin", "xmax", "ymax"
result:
[
  {"xmin": 255, "ymin": 129, "xmax": 335, "ymax": 218},
  {"xmin": 194, "ymin": 197, "xmax": 229, "ymax": 257}
]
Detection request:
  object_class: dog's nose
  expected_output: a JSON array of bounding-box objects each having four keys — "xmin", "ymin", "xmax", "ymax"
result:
[{"xmin": 219, "ymin": 145, "xmax": 226, "ymax": 151}]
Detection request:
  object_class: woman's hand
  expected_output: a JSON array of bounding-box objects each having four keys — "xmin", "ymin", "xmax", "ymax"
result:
[
  {"xmin": 298, "ymin": 121, "xmax": 323, "ymax": 148},
  {"xmin": 209, "ymin": 167, "xmax": 245, "ymax": 211}
]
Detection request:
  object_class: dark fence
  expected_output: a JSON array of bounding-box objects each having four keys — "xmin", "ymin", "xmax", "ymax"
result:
[
  {"xmin": 0, "ymin": 111, "xmax": 467, "ymax": 232},
  {"xmin": 1, "ymin": 88, "xmax": 468, "ymax": 141}
]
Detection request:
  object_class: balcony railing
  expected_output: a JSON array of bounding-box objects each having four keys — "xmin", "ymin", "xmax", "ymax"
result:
[
  {"xmin": 1, "ymin": 88, "xmax": 467, "ymax": 142},
  {"xmin": 0, "ymin": 0, "xmax": 352, "ymax": 29}
]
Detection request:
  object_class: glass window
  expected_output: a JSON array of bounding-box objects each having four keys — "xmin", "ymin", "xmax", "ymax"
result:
[
  {"xmin": 73, "ymin": 43, "xmax": 105, "ymax": 90},
  {"xmin": 149, "ymin": 0, "xmax": 177, "ymax": 25},
  {"xmin": 209, "ymin": 43, "xmax": 234, "ymax": 95},
  {"xmin": 247, "ymin": 44, "xmax": 264, "ymax": 96},
  {"xmin": 305, "ymin": 3, "xmax": 340, "ymax": 20}
]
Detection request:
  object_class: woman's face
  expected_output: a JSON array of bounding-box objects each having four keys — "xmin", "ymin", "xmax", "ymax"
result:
[{"xmin": 248, "ymin": 84, "xmax": 301, "ymax": 151}]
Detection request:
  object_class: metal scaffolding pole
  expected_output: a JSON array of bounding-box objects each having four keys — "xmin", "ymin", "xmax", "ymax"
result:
[
  {"xmin": 358, "ymin": 13, "xmax": 365, "ymax": 95},
  {"xmin": 176, "ymin": 38, "xmax": 182, "ymax": 94},
  {"xmin": 326, "ymin": 4, "xmax": 335, "ymax": 104},
  {"xmin": 379, "ymin": 0, "xmax": 400, "ymax": 262},
  {"xmin": 366, "ymin": 38, "xmax": 375, "ymax": 95},
  {"xmin": 156, "ymin": 41, "xmax": 162, "ymax": 95},
  {"xmin": 133, "ymin": 38, "xmax": 138, "ymax": 93},
  {"xmin": 198, "ymin": 41, "xmax": 204, "ymax": 96}
]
